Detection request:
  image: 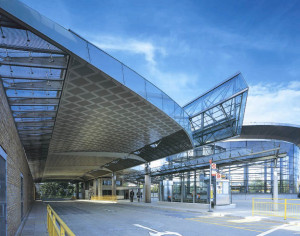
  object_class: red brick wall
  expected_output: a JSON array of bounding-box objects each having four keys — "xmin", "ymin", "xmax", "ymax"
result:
[{"xmin": 0, "ymin": 83, "xmax": 34, "ymax": 236}]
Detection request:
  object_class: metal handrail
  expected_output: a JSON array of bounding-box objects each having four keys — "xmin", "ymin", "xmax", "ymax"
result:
[
  {"xmin": 252, "ymin": 198, "xmax": 300, "ymax": 220},
  {"xmin": 47, "ymin": 204, "xmax": 75, "ymax": 236}
]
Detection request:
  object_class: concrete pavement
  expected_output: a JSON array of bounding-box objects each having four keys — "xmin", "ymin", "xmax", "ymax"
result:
[
  {"xmin": 19, "ymin": 200, "xmax": 48, "ymax": 236},
  {"xmin": 19, "ymin": 199, "xmax": 300, "ymax": 236}
]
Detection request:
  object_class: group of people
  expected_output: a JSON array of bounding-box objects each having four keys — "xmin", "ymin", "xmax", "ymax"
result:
[{"xmin": 129, "ymin": 190, "xmax": 143, "ymax": 202}]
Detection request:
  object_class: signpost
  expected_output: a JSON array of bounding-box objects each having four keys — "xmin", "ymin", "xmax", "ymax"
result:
[{"xmin": 208, "ymin": 160, "xmax": 213, "ymax": 212}]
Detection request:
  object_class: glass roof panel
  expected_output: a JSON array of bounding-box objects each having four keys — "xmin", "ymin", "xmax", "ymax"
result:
[
  {"xmin": 6, "ymin": 89, "xmax": 61, "ymax": 98},
  {"xmin": 184, "ymin": 73, "xmax": 248, "ymax": 117},
  {"xmin": 0, "ymin": 65, "xmax": 63, "ymax": 80},
  {"xmin": 14, "ymin": 117, "xmax": 55, "ymax": 122},
  {"xmin": 2, "ymin": 79, "xmax": 63, "ymax": 90},
  {"xmin": 0, "ymin": 26, "xmax": 63, "ymax": 53},
  {"xmin": 7, "ymin": 97, "xmax": 60, "ymax": 105},
  {"xmin": 11, "ymin": 105, "xmax": 56, "ymax": 111},
  {"xmin": 0, "ymin": 48, "xmax": 64, "ymax": 58},
  {"xmin": 17, "ymin": 126, "xmax": 53, "ymax": 130}
]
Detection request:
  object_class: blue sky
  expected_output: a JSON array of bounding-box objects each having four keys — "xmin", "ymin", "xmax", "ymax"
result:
[{"xmin": 21, "ymin": 0, "xmax": 300, "ymax": 124}]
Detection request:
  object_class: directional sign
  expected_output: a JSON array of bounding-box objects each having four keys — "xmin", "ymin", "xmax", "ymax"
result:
[
  {"xmin": 216, "ymin": 173, "xmax": 221, "ymax": 179},
  {"xmin": 211, "ymin": 163, "xmax": 216, "ymax": 169}
]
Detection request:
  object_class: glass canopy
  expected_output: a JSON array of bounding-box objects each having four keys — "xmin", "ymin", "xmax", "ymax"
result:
[
  {"xmin": 0, "ymin": 13, "xmax": 68, "ymax": 181},
  {"xmin": 184, "ymin": 73, "xmax": 248, "ymax": 146},
  {"xmin": 0, "ymin": 1, "xmax": 250, "ymax": 182}
]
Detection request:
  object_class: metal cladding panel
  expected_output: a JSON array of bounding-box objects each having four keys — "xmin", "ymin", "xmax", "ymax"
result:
[
  {"xmin": 48, "ymin": 57, "xmax": 183, "ymax": 154},
  {"xmin": 42, "ymin": 57, "xmax": 192, "ymax": 181},
  {"xmin": 239, "ymin": 124, "xmax": 300, "ymax": 147}
]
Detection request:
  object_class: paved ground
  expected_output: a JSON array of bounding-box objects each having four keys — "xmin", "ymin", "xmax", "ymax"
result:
[
  {"xmin": 20, "ymin": 200, "xmax": 300, "ymax": 236},
  {"xmin": 20, "ymin": 201, "xmax": 48, "ymax": 236}
]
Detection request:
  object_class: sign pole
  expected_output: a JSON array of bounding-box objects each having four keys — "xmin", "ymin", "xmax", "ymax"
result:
[{"xmin": 208, "ymin": 160, "xmax": 213, "ymax": 212}]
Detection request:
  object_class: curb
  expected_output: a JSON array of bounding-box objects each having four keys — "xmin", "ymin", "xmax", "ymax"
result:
[{"xmin": 118, "ymin": 201, "xmax": 297, "ymax": 224}]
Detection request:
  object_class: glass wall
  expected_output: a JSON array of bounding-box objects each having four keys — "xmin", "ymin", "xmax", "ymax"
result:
[
  {"xmin": 157, "ymin": 140, "xmax": 300, "ymax": 202},
  {"xmin": 218, "ymin": 140, "xmax": 300, "ymax": 194},
  {"xmin": 159, "ymin": 170, "xmax": 209, "ymax": 203}
]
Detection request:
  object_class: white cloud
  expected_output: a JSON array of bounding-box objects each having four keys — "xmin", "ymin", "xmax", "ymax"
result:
[
  {"xmin": 83, "ymin": 33, "xmax": 299, "ymax": 125},
  {"xmin": 90, "ymin": 35, "xmax": 166, "ymax": 65},
  {"xmin": 287, "ymin": 81, "xmax": 300, "ymax": 89},
  {"xmin": 87, "ymin": 34, "xmax": 198, "ymax": 105},
  {"xmin": 244, "ymin": 81, "xmax": 300, "ymax": 125},
  {"xmin": 147, "ymin": 65, "xmax": 199, "ymax": 105}
]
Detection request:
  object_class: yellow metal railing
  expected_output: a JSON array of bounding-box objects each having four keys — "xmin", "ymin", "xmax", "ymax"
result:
[
  {"xmin": 252, "ymin": 198, "xmax": 300, "ymax": 220},
  {"xmin": 90, "ymin": 195, "xmax": 117, "ymax": 201},
  {"xmin": 47, "ymin": 204, "xmax": 75, "ymax": 236}
]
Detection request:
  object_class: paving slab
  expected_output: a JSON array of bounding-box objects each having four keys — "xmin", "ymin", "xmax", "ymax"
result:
[{"xmin": 19, "ymin": 200, "xmax": 48, "ymax": 236}]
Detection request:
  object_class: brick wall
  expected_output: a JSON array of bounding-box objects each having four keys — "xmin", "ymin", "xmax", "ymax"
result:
[{"xmin": 0, "ymin": 83, "xmax": 34, "ymax": 236}]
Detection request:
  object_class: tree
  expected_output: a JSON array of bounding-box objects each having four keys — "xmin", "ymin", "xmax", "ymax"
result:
[{"xmin": 40, "ymin": 182, "xmax": 75, "ymax": 198}]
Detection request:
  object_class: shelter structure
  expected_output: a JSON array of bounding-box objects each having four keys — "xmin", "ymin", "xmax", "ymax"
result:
[{"xmin": 0, "ymin": 1, "xmax": 249, "ymax": 235}]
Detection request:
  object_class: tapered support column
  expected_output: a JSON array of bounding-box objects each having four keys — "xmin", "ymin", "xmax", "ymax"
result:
[
  {"xmin": 81, "ymin": 182, "xmax": 85, "ymax": 199},
  {"xmin": 98, "ymin": 178, "xmax": 102, "ymax": 196},
  {"xmin": 187, "ymin": 171, "xmax": 191, "ymax": 196},
  {"xmin": 264, "ymin": 161, "xmax": 268, "ymax": 193},
  {"xmin": 76, "ymin": 182, "xmax": 79, "ymax": 199},
  {"xmin": 170, "ymin": 182, "xmax": 173, "ymax": 202},
  {"xmin": 273, "ymin": 159, "xmax": 278, "ymax": 211},
  {"xmin": 181, "ymin": 174, "xmax": 184, "ymax": 203},
  {"xmin": 244, "ymin": 164, "xmax": 249, "ymax": 193},
  {"xmin": 112, "ymin": 172, "xmax": 116, "ymax": 196},
  {"xmin": 159, "ymin": 179, "xmax": 163, "ymax": 201},
  {"xmin": 193, "ymin": 170, "xmax": 196, "ymax": 203},
  {"xmin": 93, "ymin": 179, "xmax": 97, "ymax": 197},
  {"xmin": 144, "ymin": 164, "xmax": 151, "ymax": 203}
]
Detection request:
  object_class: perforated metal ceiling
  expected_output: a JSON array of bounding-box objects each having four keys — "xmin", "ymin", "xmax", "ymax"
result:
[
  {"xmin": 43, "ymin": 57, "xmax": 191, "ymax": 180},
  {"xmin": 0, "ymin": 7, "xmax": 193, "ymax": 182}
]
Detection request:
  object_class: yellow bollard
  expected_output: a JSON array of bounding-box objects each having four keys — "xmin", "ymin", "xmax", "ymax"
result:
[{"xmin": 284, "ymin": 199, "xmax": 287, "ymax": 220}]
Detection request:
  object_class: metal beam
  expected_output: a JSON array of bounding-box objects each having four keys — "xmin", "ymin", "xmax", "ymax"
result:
[
  {"xmin": 17, "ymin": 126, "xmax": 53, "ymax": 131},
  {"xmin": 15, "ymin": 122, "xmax": 55, "ymax": 126},
  {"xmin": 4, "ymin": 80, "xmax": 63, "ymax": 90},
  {"xmin": 0, "ymin": 14, "xmax": 26, "ymax": 29},
  {"xmin": 19, "ymin": 136, "xmax": 51, "ymax": 140},
  {"xmin": 22, "ymin": 141, "xmax": 50, "ymax": 146},
  {"xmin": 2, "ymin": 75, "xmax": 64, "ymax": 81},
  {"xmin": 18, "ymin": 129, "xmax": 53, "ymax": 134},
  {"xmin": 12, "ymin": 111, "xmax": 57, "ymax": 118},
  {"xmin": 0, "ymin": 43, "xmax": 65, "ymax": 54},
  {"xmin": 8, "ymin": 98, "xmax": 60, "ymax": 105},
  {"xmin": 8, "ymin": 96, "xmax": 60, "ymax": 99},
  {"xmin": 0, "ymin": 56, "xmax": 68, "ymax": 69}
]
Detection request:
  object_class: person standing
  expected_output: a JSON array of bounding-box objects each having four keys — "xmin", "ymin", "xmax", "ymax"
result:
[{"xmin": 130, "ymin": 189, "xmax": 134, "ymax": 202}]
